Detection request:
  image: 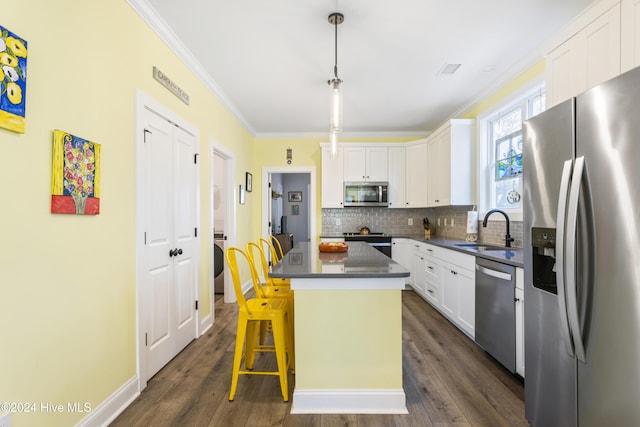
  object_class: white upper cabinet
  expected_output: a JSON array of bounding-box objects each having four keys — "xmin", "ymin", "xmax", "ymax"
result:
[
  {"xmin": 405, "ymin": 141, "xmax": 429, "ymax": 207},
  {"xmin": 320, "ymin": 131, "xmax": 471, "ymax": 210},
  {"xmin": 343, "ymin": 146, "xmax": 366, "ymax": 181},
  {"xmin": 387, "ymin": 146, "xmax": 406, "ymax": 208},
  {"xmin": 321, "ymin": 145, "xmax": 344, "ymax": 208},
  {"xmin": 622, "ymin": 0, "xmax": 640, "ymax": 71},
  {"xmin": 546, "ymin": 2, "xmax": 621, "ymax": 107},
  {"xmin": 343, "ymin": 146, "xmax": 388, "ymax": 181},
  {"xmin": 426, "ymin": 119, "xmax": 475, "ymax": 207}
]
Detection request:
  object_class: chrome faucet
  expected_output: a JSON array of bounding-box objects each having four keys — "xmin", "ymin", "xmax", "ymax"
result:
[{"xmin": 482, "ymin": 209, "xmax": 514, "ymax": 248}]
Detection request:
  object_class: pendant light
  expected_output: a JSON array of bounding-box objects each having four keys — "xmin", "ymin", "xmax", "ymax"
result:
[
  {"xmin": 328, "ymin": 12, "xmax": 344, "ymax": 156},
  {"xmin": 329, "ymin": 131, "xmax": 338, "ymax": 157}
]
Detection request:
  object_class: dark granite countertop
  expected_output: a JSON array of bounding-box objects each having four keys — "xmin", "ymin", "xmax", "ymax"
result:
[
  {"xmin": 320, "ymin": 234, "xmax": 524, "ymax": 268},
  {"xmin": 270, "ymin": 241, "xmax": 410, "ymax": 279},
  {"xmin": 397, "ymin": 236, "xmax": 524, "ymax": 267}
]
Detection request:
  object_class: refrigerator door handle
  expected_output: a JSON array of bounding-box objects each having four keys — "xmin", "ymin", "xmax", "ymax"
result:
[
  {"xmin": 566, "ymin": 156, "xmax": 587, "ymax": 363},
  {"xmin": 556, "ymin": 159, "xmax": 575, "ymax": 357}
]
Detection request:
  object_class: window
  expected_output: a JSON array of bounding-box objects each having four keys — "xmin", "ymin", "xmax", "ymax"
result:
[{"xmin": 479, "ymin": 81, "xmax": 545, "ymax": 218}]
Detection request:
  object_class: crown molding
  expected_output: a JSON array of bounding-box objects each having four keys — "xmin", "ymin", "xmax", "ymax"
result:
[
  {"xmin": 127, "ymin": 0, "xmax": 256, "ymax": 135},
  {"xmin": 254, "ymin": 130, "xmax": 430, "ymax": 139}
]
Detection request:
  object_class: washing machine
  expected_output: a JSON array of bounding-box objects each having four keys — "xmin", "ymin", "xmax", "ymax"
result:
[{"xmin": 214, "ymin": 232, "xmax": 226, "ymax": 294}]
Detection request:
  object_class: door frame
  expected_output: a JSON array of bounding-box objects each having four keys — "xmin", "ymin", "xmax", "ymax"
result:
[
  {"xmin": 134, "ymin": 89, "xmax": 201, "ymax": 391},
  {"xmin": 210, "ymin": 139, "xmax": 237, "ymax": 305},
  {"xmin": 261, "ymin": 166, "xmax": 317, "ymax": 242}
]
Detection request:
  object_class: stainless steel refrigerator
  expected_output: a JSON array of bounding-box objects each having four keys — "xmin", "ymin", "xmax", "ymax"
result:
[{"xmin": 523, "ymin": 66, "xmax": 640, "ymax": 427}]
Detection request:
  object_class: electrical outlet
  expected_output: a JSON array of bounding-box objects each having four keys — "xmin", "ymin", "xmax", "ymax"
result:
[
  {"xmin": 0, "ymin": 412, "xmax": 12, "ymax": 427},
  {"xmin": 408, "ymin": 218, "xmax": 413, "ymax": 225},
  {"xmin": 336, "ymin": 218, "xmax": 341, "ymax": 226},
  {"xmin": 437, "ymin": 218, "xmax": 441, "ymax": 226},
  {"xmin": 451, "ymin": 218, "xmax": 455, "ymax": 227},
  {"xmin": 444, "ymin": 218, "xmax": 448, "ymax": 226}
]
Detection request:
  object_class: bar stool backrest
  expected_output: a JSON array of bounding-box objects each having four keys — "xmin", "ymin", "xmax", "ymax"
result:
[
  {"xmin": 246, "ymin": 241, "xmax": 270, "ymax": 298},
  {"xmin": 225, "ymin": 247, "xmax": 259, "ymax": 316},
  {"xmin": 269, "ymin": 235, "xmax": 285, "ymax": 262}
]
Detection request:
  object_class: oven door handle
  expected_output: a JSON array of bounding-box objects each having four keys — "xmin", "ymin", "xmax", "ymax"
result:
[{"xmin": 368, "ymin": 242, "xmax": 391, "ymax": 247}]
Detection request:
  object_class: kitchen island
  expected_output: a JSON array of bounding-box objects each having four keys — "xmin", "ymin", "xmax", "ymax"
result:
[{"xmin": 270, "ymin": 241, "xmax": 410, "ymax": 414}]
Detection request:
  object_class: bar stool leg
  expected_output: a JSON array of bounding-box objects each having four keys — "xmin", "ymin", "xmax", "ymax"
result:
[
  {"xmin": 271, "ymin": 313, "xmax": 289, "ymax": 402},
  {"xmin": 229, "ymin": 312, "xmax": 248, "ymax": 401}
]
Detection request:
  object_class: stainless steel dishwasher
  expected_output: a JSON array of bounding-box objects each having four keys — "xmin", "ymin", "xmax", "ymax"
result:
[{"xmin": 475, "ymin": 257, "xmax": 516, "ymax": 373}]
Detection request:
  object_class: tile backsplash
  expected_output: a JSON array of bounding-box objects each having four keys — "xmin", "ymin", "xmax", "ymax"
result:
[{"xmin": 322, "ymin": 205, "xmax": 523, "ymax": 248}]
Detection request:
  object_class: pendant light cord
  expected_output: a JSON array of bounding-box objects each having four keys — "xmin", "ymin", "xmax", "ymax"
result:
[{"xmin": 334, "ymin": 20, "xmax": 339, "ymax": 79}]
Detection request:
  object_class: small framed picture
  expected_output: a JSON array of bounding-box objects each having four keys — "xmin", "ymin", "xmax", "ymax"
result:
[
  {"xmin": 239, "ymin": 185, "xmax": 246, "ymax": 205},
  {"xmin": 288, "ymin": 191, "xmax": 302, "ymax": 202},
  {"xmin": 292, "ymin": 204, "xmax": 299, "ymax": 215},
  {"xmin": 245, "ymin": 172, "xmax": 253, "ymax": 192}
]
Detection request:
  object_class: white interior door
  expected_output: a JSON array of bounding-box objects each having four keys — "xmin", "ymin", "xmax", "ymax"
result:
[
  {"xmin": 172, "ymin": 126, "xmax": 198, "ymax": 351},
  {"xmin": 142, "ymin": 106, "xmax": 198, "ymax": 379}
]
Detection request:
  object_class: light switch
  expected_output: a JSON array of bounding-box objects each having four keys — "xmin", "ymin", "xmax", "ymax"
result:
[{"xmin": 408, "ymin": 218, "xmax": 413, "ymax": 225}]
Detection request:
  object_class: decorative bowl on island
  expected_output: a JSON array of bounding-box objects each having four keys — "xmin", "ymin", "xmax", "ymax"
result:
[{"xmin": 318, "ymin": 242, "xmax": 348, "ymax": 253}]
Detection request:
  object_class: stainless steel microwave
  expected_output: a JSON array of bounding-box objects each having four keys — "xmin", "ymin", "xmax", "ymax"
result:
[{"xmin": 344, "ymin": 182, "xmax": 388, "ymax": 207}]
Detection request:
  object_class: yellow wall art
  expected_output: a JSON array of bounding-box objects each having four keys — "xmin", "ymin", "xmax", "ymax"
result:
[
  {"xmin": 51, "ymin": 129, "xmax": 101, "ymax": 215},
  {"xmin": 0, "ymin": 24, "xmax": 27, "ymax": 133}
]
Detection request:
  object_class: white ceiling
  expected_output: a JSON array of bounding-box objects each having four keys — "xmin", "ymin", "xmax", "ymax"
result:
[{"xmin": 135, "ymin": 0, "xmax": 594, "ymax": 137}]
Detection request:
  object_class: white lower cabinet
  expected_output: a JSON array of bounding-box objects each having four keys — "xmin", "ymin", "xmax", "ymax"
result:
[
  {"xmin": 423, "ymin": 254, "xmax": 440, "ymax": 307},
  {"xmin": 412, "ymin": 252, "xmax": 427, "ymax": 295},
  {"xmin": 439, "ymin": 254, "xmax": 475, "ymax": 339},
  {"xmin": 515, "ymin": 267, "xmax": 525, "ymax": 377},
  {"xmin": 391, "ymin": 238, "xmax": 413, "ymax": 285},
  {"xmin": 405, "ymin": 240, "xmax": 475, "ymax": 338}
]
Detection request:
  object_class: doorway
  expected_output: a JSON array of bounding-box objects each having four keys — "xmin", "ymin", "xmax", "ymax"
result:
[
  {"xmin": 211, "ymin": 141, "xmax": 237, "ymax": 305},
  {"xmin": 262, "ymin": 167, "xmax": 316, "ymax": 250}
]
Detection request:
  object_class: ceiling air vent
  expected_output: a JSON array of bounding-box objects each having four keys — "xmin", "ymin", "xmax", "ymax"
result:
[{"xmin": 438, "ymin": 63, "xmax": 462, "ymax": 75}]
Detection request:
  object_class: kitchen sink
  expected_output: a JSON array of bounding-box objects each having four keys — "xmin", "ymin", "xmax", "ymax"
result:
[{"xmin": 454, "ymin": 243, "xmax": 508, "ymax": 251}]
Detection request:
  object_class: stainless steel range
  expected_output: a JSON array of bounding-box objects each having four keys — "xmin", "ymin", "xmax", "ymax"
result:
[{"xmin": 343, "ymin": 232, "xmax": 392, "ymax": 257}]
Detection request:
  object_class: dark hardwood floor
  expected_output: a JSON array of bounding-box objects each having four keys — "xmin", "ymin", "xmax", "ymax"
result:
[{"xmin": 111, "ymin": 290, "xmax": 528, "ymax": 426}]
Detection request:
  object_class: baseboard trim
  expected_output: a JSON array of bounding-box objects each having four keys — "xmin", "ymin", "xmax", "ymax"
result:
[
  {"xmin": 200, "ymin": 312, "xmax": 213, "ymax": 335},
  {"xmin": 290, "ymin": 389, "xmax": 408, "ymax": 414},
  {"xmin": 76, "ymin": 376, "xmax": 139, "ymax": 427}
]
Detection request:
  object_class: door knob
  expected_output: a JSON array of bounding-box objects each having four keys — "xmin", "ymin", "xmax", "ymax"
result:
[
  {"xmin": 169, "ymin": 248, "xmax": 176, "ymax": 257},
  {"xmin": 177, "ymin": 248, "xmax": 183, "ymax": 255}
]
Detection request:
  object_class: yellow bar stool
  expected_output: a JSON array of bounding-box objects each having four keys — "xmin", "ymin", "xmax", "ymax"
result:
[
  {"xmin": 261, "ymin": 236, "xmax": 291, "ymax": 287},
  {"xmin": 269, "ymin": 235, "xmax": 286, "ymax": 261},
  {"xmin": 247, "ymin": 241, "xmax": 295, "ymax": 371},
  {"xmin": 225, "ymin": 247, "xmax": 293, "ymax": 402}
]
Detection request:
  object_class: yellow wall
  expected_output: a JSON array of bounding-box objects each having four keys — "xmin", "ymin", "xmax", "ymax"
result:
[
  {"xmin": 294, "ymin": 290, "xmax": 403, "ymax": 389},
  {"xmin": 1, "ymin": 1, "xmax": 253, "ymax": 425},
  {"xmin": 463, "ymin": 60, "xmax": 546, "ymax": 118}
]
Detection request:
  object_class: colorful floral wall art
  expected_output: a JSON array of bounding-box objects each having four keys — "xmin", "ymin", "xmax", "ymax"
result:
[
  {"xmin": 0, "ymin": 25, "xmax": 27, "ymax": 133},
  {"xmin": 51, "ymin": 130, "xmax": 101, "ymax": 215}
]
